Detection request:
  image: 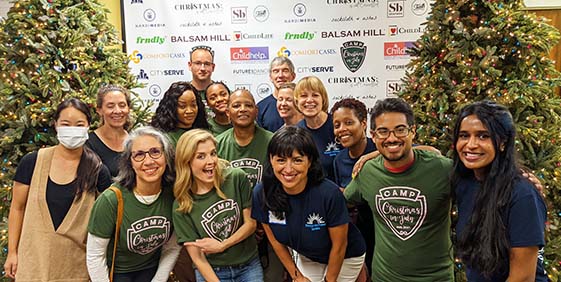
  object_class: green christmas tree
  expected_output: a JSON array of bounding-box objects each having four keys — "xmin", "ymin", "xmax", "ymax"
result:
[
  {"xmin": 401, "ymin": 0, "xmax": 561, "ymax": 280},
  {"xmin": 0, "ymin": 0, "xmax": 150, "ymax": 269}
]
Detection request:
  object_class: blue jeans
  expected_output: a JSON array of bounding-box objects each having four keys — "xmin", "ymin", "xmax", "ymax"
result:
[{"xmin": 195, "ymin": 256, "xmax": 264, "ymax": 282}]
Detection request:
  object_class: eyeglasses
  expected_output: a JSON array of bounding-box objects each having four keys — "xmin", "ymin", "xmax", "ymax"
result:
[
  {"xmin": 373, "ymin": 126, "xmax": 411, "ymax": 139},
  {"xmin": 131, "ymin": 147, "xmax": 163, "ymax": 162},
  {"xmin": 191, "ymin": 61, "xmax": 213, "ymax": 68}
]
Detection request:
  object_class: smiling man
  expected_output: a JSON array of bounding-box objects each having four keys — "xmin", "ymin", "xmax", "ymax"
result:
[
  {"xmin": 188, "ymin": 45, "xmax": 215, "ymax": 101},
  {"xmin": 344, "ymin": 98, "xmax": 454, "ymax": 282}
]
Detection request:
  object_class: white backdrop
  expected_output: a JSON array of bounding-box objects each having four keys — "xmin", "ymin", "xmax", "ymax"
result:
[{"xmin": 122, "ymin": 0, "xmax": 430, "ymax": 111}]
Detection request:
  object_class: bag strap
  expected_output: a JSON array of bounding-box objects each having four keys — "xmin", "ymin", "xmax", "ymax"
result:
[{"xmin": 108, "ymin": 186, "xmax": 124, "ymax": 282}]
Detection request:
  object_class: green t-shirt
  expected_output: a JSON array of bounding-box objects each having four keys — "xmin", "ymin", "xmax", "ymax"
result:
[
  {"xmin": 167, "ymin": 128, "xmax": 188, "ymax": 147},
  {"xmin": 88, "ymin": 183, "xmax": 175, "ymax": 273},
  {"xmin": 216, "ymin": 126, "xmax": 273, "ymax": 187},
  {"xmin": 344, "ymin": 150, "xmax": 454, "ymax": 282},
  {"xmin": 207, "ymin": 117, "xmax": 232, "ymax": 137},
  {"xmin": 172, "ymin": 168, "xmax": 258, "ymax": 267}
]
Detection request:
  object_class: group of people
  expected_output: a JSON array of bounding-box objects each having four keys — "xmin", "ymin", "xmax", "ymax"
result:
[{"xmin": 4, "ymin": 45, "xmax": 547, "ymax": 282}]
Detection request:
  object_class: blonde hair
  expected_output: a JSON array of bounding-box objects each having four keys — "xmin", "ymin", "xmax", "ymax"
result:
[
  {"xmin": 294, "ymin": 76, "xmax": 329, "ymax": 112},
  {"xmin": 174, "ymin": 129, "xmax": 228, "ymax": 213}
]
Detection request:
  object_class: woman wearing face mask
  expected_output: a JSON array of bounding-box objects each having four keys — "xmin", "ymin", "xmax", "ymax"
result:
[
  {"xmin": 4, "ymin": 98, "xmax": 112, "ymax": 281},
  {"xmin": 172, "ymin": 129, "xmax": 262, "ymax": 282},
  {"xmin": 87, "ymin": 85, "xmax": 131, "ymax": 177},
  {"xmin": 453, "ymin": 101, "xmax": 547, "ymax": 281},
  {"xmin": 295, "ymin": 76, "xmax": 340, "ymax": 180},
  {"xmin": 151, "ymin": 81, "xmax": 210, "ymax": 146},
  {"xmin": 87, "ymin": 126, "xmax": 181, "ymax": 282},
  {"xmin": 277, "ymin": 83, "xmax": 303, "ymax": 127},
  {"xmin": 205, "ymin": 81, "xmax": 232, "ymax": 136}
]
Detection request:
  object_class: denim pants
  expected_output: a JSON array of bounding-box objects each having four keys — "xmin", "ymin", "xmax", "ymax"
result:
[{"xmin": 194, "ymin": 256, "xmax": 264, "ymax": 282}]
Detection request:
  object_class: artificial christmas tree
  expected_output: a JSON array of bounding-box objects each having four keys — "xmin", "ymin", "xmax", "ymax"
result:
[
  {"xmin": 0, "ymin": 0, "xmax": 149, "ymax": 270},
  {"xmin": 402, "ymin": 0, "xmax": 561, "ymax": 280}
]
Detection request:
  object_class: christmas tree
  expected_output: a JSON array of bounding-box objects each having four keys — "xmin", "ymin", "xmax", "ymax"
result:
[
  {"xmin": 0, "ymin": 0, "xmax": 150, "ymax": 269},
  {"xmin": 401, "ymin": 0, "xmax": 561, "ymax": 280}
]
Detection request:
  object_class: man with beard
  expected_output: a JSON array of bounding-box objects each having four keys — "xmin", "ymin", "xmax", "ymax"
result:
[
  {"xmin": 188, "ymin": 45, "xmax": 215, "ymax": 101},
  {"xmin": 216, "ymin": 89, "xmax": 285, "ymax": 282},
  {"xmin": 344, "ymin": 98, "xmax": 454, "ymax": 282},
  {"xmin": 257, "ymin": 57, "xmax": 296, "ymax": 132}
]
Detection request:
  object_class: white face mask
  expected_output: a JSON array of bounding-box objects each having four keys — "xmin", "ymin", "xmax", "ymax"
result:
[{"xmin": 56, "ymin": 126, "xmax": 89, "ymax": 150}]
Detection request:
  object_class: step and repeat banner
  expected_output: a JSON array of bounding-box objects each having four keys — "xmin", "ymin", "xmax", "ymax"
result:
[{"xmin": 122, "ymin": 0, "xmax": 430, "ymax": 110}]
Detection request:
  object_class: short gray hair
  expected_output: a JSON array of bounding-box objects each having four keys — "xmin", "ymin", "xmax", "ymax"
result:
[
  {"xmin": 114, "ymin": 126, "xmax": 175, "ymax": 190},
  {"xmin": 269, "ymin": 56, "xmax": 295, "ymax": 74}
]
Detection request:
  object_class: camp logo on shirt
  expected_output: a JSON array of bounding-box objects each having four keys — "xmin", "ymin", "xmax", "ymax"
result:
[
  {"xmin": 375, "ymin": 186, "xmax": 427, "ymax": 241},
  {"xmin": 324, "ymin": 141, "xmax": 340, "ymax": 157},
  {"xmin": 201, "ymin": 199, "xmax": 241, "ymax": 241},
  {"xmin": 305, "ymin": 212, "xmax": 326, "ymax": 231},
  {"xmin": 230, "ymin": 158, "xmax": 263, "ymax": 187},
  {"xmin": 127, "ymin": 216, "xmax": 171, "ymax": 255}
]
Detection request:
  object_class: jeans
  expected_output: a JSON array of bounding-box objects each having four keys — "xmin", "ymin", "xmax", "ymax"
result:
[{"xmin": 195, "ymin": 256, "xmax": 264, "ymax": 282}]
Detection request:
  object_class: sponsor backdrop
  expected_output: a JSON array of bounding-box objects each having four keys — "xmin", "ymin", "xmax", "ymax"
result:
[{"xmin": 122, "ymin": 0, "xmax": 430, "ymax": 110}]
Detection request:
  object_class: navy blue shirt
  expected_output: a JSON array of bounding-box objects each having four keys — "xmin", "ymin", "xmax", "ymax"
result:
[
  {"xmin": 251, "ymin": 179, "xmax": 366, "ymax": 264},
  {"xmin": 297, "ymin": 115, "xmax": 340, "ymax": 181},
  {"xmin": 333, "ymin": 138, "xmax": 376, "ymax": 188},
  {"xmin": 455, "ymin": 176, "xmax": 547, "ymax": 282},
  {"xmin": 257, "ymin": 95, "xmax": 284, "ymax": 132}
]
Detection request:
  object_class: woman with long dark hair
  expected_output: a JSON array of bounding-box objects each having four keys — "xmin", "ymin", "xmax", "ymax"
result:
[
  {"xmin": 452, "ymin": 101, "xmax": 547, "ymax": 281},
  {"xmin": 252, "ymin": 126, "xmax": 366, "ymax": 282},
  {"xmin": 151, "ymin": 81, "xmax": 209, "ymax": 145},
  {"xmin": 4, "ymin": 98, "xmax": 111, "ymax": 281}
]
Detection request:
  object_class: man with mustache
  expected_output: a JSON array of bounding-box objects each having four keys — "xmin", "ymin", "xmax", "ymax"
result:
[
  {"xmin": 344, "ymin": 98, "xmax": 454, "ymax": 282},
  {"xmin": 216, "ymin": 89, "xmax": 285, "ymax": 282}
]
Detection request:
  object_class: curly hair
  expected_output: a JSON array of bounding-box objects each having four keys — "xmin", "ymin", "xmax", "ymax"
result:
[
  {"xmin": 150, "ymin": 81, "xmax": 209, "ymax": 132},
  {"xmin": 330, "ymin": 98, "xmax": 368, "ymax": 122}
]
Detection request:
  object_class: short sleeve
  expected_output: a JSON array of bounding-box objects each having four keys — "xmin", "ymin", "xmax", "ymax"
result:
[
  {"xmin": 508, "ymin": 182, "xmax": 546, "ymax": 248},
  {"xmin": 326, "ymin": 185, "xmax": 351, "ymax": 227},
  {"xmin": 87, "ymin": 188, "xmax": 118, "ymax": 238},
  {"xmin": 14, "ymin": 152, "xmax": 38, "ymax": 185},
  {"xmin": 233, "ymin": 169, "xmax": 252, "ymax": 209},
  {"xmin": 172, "ymin": 202, "xmax": 200, "ymax": 244},
  {"xmin": 344, "ymin": 177, "xmax": 363, "ymax": 205},
  {"xmin": 96, "ymin": 164, "xmax": 112, "ymax": 192},
  {"xmin": 250, "ymin": 183, "xmax": 267, "ymax": 224}
]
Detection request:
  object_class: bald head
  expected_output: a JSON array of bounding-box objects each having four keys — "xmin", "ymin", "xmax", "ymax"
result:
[
  {"xmin": 227, "ymin": 89, "xmax": 258, "ymax": 129},
  {"xmin": 229, "ymin": 89, "xmax": 255, "ymax": 106}
]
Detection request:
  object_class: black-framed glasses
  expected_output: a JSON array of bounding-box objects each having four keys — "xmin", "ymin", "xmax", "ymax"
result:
[
  {"xmin": 374, "ymin": 126, "xmax": 411, "ymax": 139},
  {"xmin": 131, "ymin": 147, "xmax": 163, "ymax": 162}
]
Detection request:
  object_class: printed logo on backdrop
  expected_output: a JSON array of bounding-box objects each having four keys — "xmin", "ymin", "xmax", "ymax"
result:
[
  {"xmin": 257, "ymin": 83, "xmax": 272, "ymax": 98},
  {"xmin": 297, "ymin": 66, "xmax": 335, "ymax": 74},
  {"xmin": 131, "ymin": 0, "xmax": 142, "ymax": 4},
  {"xmin": 386, "ymin": 80, "xmax": 404, "ymax": 97},
  {"xmin": 230, "ymin": 47, "xmax": 269, "ymax": 63},
  {"xmin": 231, "ymin": 7, "xmax": 247, "ymax": 24},
  {"xmin": 232, "ymin": 67, "xmax": 268, "ymax": 76},
  {"xmin": 179, "ymin": 21, "xmax": 202, "ymax": 28},
  {"xmin": 143, "ymin": 9, "xmax": 156, "ymax": 22},
  {"xmin": 149, "ymin": 84, "xmax": 162, "ymax": 98},
  {"xmin": 285, "ymin": 31, "xmax": 316, "ymax": 40},
  {"xmin": 326, "ymin": 0, "xmax": 380, "ymax": 8},
  {"xmin": 235, "ymin": 84, "xmax": 251, "ymax": 91},
  {"xmin": 137, "ymin": 69, "xmax": 149, "ymax": 80},
  {"xmin": 322, "ymin": 29, "xmax": 385, "ymax": 38},
  {"xmin": 136, "ymin": 36, "xmax": 165, "ymax": 45},
  {"xmin": 138, "ymin": 52, "xmax": 186, "ymax": 60},
  {"xmin": 129, "ymin": 50, "xmax": 143, "ymax": 64},
  {"xmin": 341, "ymin": 41, "xmax": 367, "ymax": 73},
  {"xmin": 412, "ymin": 0, "xmax": 429, "ymax": 16},
  {"xmin": 277, "ymin": 46, "xmax": 337, "ymax": 57},
  {"xmin": 174, "ymin": 3, "xmax": 224, "ymax": 14},
  {"xmin": 387, "ymin": 0, "xmax": 404, "ymax": 18},
  {"xmin": 171, "ymin": 34, "xmax": 231, "ymax": 43},
  {"xmin": 331, "ymin": 15, "xmax": 378, "ymax": 23},
  {"xmin": 149, "ymin": 69, "xmax": 185, "ymax": 77},
  {"xmin": 385, "ymin": 64, "xmax": 408, "ymax": 71},
  {"xmin": 384, "ymin": 41, "xmax": 415, "ymax": 59},
  {"xmin": 233, "ymin": 31, "xmax": 273, "ymax": 41},
  {"xmin": 285, "ymin": 3, "xmax": 316, "ymax": 23},
  {"xmin": 253, "ymin": 5, "xmax": 269, "ymax": 22},
  {"xmin": 375, "ymin": 186, "xmax": 427, "ymax": 241},
  {"xmin": 389, "ymin": 25, "xmax": 425, "ymax": 36}
]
